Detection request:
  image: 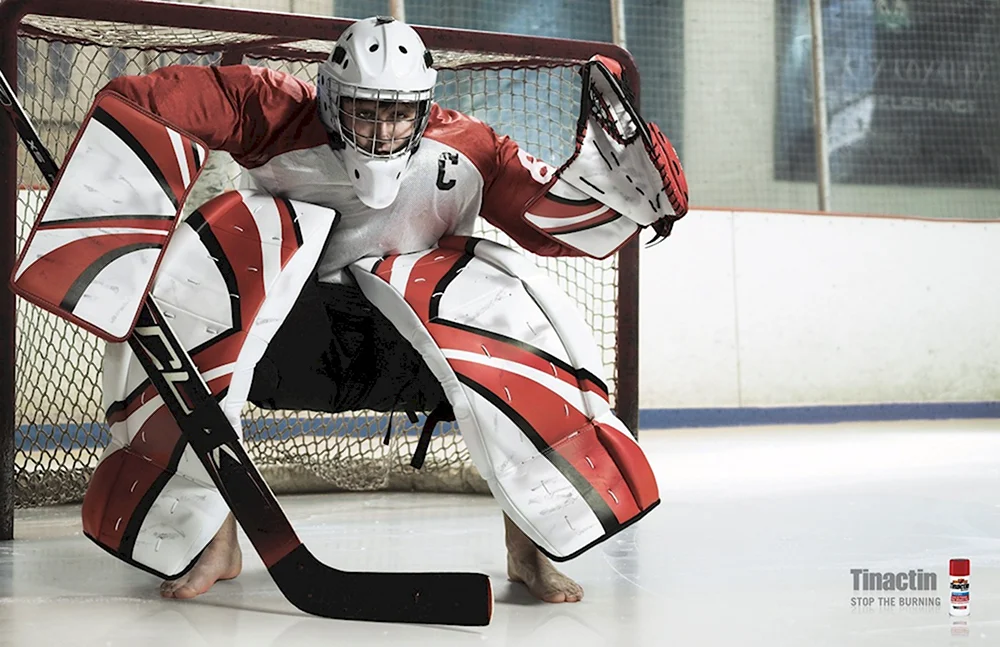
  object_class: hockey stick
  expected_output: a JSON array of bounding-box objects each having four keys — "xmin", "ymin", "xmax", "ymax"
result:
[{"xmin": 0, "ymin": 69, "xmax": 492, "ymax": 626}]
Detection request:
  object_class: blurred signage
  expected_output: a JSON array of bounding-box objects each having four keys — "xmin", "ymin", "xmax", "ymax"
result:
[{"xmin": 775, "ymin": 0, "xmax": 999, "ymax": 188}]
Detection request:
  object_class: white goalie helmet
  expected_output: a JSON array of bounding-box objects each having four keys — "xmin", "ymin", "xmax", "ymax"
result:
[{"xmin": 317, "ymin": 16, "xmax": 438, "ymax": 209}]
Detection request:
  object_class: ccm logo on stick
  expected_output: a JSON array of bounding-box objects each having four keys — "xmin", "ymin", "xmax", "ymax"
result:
[{"xmin": 133, "ymin": 324, "xmax": 196, "ymax": 416}]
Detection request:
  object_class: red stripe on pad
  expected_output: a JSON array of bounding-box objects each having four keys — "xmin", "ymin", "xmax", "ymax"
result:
[
  {"xmin": 428, "ymin": 321, "xmax": 607, "ymax": 402},
  {"xmin": 16, "ymin": 233, "xmax": 164, "ymax": 308},
  {"xmin": 202, "ymin": 197, "xmax": 267, "ymax": 329},
  {"xmin": 404, "ymin": 249, "xmax": 463, "ymax": 322},
  {"xmin": 593, "ymin": 422, "xmax": 659, "ymax": 510},
  {"xmin": 450, "ymin": 358, "xmax": 639, "ymax": 523},
  {"xmin": 81, "ymin": 405, "xmax": 183, "ymax": 550},
  {"xmin": 527, "ymin": 192, "xmax": 601, "ymax": 219}
]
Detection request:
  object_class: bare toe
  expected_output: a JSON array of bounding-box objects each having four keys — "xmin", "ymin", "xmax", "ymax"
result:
[{"xmin": 158, "ymin": 515, "xmax": 242, "ymax": 600}]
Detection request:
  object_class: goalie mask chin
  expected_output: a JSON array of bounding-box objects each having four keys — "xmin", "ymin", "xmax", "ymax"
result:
[
  {"xmin": 339, "ymin": 147, "xmax": 411, "ymax": 210},
  {"xmin": 317, "ymin": 16, "xmax": 437, "ymax": 209}
]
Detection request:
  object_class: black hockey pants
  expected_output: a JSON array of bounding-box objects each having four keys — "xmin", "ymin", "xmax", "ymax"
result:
[{"xmin": 247, "ymin": 277, "xmax": 445, "ymax": 415}]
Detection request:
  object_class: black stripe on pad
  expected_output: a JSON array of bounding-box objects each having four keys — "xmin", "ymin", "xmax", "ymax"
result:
[
  {"xmin": 92, "ymin": 106, "xmax": 179, "ymax": 210},
  {"xmin": 60, "ymin": 242, "xmax": 162, "ymax": 312}
]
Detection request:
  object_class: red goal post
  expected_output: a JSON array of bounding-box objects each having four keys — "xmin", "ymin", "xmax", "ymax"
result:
[{"xmin": 0, "ymin": 0, "xmax": 641, "ymax": 538}]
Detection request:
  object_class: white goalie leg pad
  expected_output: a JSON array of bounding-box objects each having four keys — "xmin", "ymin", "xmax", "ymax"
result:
[
  {"xmin": 84, "ymin": 191, "xmax": 336, "ymax": 577},
  {"xmin": 351, "ymin": 236, "xmax": 659, "ymax": 561}
]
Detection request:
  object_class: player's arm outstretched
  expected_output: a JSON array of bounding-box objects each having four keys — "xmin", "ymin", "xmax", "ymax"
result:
[
  {"xmin": 480, "ymin": 55, "xmax": 688, "ymax": 259},
  {"xmin": 100, "ymin": 64, "xmax": 326, "ymax": 168}
]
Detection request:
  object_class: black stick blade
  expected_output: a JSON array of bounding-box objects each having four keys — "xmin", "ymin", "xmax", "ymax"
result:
[{"xmin": 269, "ymin": 545, "xmax": 493, "ymax": 626}]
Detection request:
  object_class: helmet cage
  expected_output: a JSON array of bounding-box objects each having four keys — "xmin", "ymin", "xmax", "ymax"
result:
[{"xmin": 329, "ymin": 80, "xmax": 432, "ymax": 160}]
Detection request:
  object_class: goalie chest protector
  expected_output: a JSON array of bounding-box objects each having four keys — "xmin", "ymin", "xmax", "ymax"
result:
[{"xmin": 351, "ymin": 236, "xmax": 659, "ymax": 561}]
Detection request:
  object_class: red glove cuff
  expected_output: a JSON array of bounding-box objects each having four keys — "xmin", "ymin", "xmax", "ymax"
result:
[
  {"xmin": 589, "ymin": 54, "xmax": 623, "ymax": 81},
  {"xmin": 648, "ymin": 122, "xmax": 688, "ymax": 218}
]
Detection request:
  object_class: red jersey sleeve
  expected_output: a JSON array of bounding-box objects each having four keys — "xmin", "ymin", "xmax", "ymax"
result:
[
  {"xmin": 426, "ymin": 106, "xmax": 582, "ymax": 258},
  {"xmin": 101, "ymin": 65, "xmax": 327, "ymax": 169},
  {"xmin": 480, "ymin": 132, "xmax": 585, "ymax": 257}
]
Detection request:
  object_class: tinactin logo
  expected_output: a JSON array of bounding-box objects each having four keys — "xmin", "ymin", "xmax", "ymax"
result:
[
  {"xmin": 850, "ymin": 568, "xmax": 942, "ymax": 610},
  {"xmin": 851, "ymin": 569, "xmax": 937, "ymax": 592}
]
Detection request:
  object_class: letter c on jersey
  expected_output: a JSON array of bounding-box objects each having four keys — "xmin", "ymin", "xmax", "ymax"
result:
[{"xmin": 436, "ymin": 152, "xmax": 459, "ymax": 190}]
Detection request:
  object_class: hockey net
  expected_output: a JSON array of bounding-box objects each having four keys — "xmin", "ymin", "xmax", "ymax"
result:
[{"xmin": 2, "ymin": 0, "xmax": 639, "ymax": 508}]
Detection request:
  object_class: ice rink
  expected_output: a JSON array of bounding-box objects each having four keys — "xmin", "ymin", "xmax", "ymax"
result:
[{"xmin": 2, "ymin": 420, "xmax": 998, "ymax": 647}]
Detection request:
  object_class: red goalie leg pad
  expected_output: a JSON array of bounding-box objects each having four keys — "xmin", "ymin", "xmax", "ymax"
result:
[
  {"xmin": 557, "ymin": 425, "xmax": 642, "ymax": 524},
  {"xmin": 593, "ymin": 422, "xmax": 659, "ymax": 510},
  {"xmin": 81, "ymin": 448, "xmax": 129, "ymax": 544},
  {"xmin": 82, "ymin": 405, "xmax": 184, "ymax": 551}
]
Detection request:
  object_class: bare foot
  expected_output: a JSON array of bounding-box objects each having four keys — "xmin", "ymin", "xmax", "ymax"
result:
[
  {"xmin": 160, "ymin": 513, "xmax": 242, "ymax": 599},
  {"xmin": 504, "ymin": 513, "xmax": 583, "ymax": 603}
]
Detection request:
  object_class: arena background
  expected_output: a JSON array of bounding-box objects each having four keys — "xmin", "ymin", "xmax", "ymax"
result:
[
  {"xmin": 247, "ymin": 0, "xmax": 1000, "ymax": 424},
  {"xmin": 12, "ymin": 0, "xmax": 1000, "ymax": 428}
]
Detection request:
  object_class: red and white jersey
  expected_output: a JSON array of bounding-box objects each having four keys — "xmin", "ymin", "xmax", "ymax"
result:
[{"xmin": 103, "ymin": 65, "xmax": 581, "ymax": 279}]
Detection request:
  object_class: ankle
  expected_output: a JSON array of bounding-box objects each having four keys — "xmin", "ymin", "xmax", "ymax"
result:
[{"xmin": 507, "ymin": 543, "xmax": 542, "ymax": 561}]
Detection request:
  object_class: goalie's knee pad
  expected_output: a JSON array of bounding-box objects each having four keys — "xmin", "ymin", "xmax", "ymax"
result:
[
  {"xmin": 82, "ymin": 190, "xmax": 336, "ymax": 577},
  {"xmin": 351, "ymin": 236, "xmax": 659, "ymax": 560}
]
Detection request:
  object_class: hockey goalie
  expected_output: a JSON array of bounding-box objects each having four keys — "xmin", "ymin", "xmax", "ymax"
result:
[{"xmin": 28, "ymin": 16, "xmax": 688, "ymax": 605}]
